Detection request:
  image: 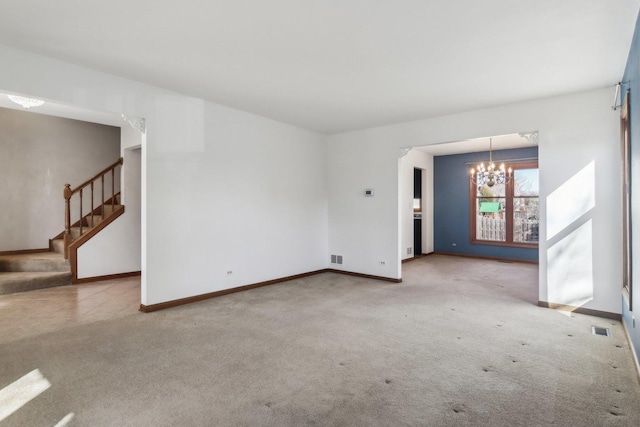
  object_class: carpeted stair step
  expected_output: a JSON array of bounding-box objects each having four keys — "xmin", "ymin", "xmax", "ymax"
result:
[
  {"xmin": 51, "ymin": 239, "xmax": 65, "ymax": 255},
  {"xmin": 70, "ymin": 226, "xmax": 94, "ymax": 239},
  {"xmin": 85, "ymin": 214, "xmax": 105, "ymax": 227},
  {"xmin": 0, "ymin": 271, "xmax": 72, "ymax": 295},
  {"xmin": 0, "ymin": 253, "xmax": 70, "ymax": 272},
  {"xmin": 102, "ymin": 204, "xmax": 122, "ymax": 216}
]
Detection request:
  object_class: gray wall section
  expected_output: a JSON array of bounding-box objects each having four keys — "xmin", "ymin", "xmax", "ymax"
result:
[
  {"xmin": 0, "ymin": 107, "xmax": 120, "ymax": 251},
  {"xmin": 622, "ymin": 9, "xmax": 640, "ymax": 371}
]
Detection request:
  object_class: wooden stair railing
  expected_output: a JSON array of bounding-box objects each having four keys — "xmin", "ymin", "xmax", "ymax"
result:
[{"xmin": 63, "ymin": 157, "xmax": 123, "ymax": 259}]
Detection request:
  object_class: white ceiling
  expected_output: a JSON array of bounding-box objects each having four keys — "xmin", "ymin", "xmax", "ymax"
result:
[
  {"xmin": 414, "ymin": 133, "xmax": 537, "ymax": 156},
  {"xmin": 0, "ymin": 0, "xmax": 638, "ymax": 135}
]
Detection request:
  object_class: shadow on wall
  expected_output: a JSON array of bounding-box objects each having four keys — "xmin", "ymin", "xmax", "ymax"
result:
[{"xmin": 545, "ymin": 161, "xmax": 595, "ymax": 308}]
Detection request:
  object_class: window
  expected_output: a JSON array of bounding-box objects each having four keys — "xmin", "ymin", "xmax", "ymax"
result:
[
  {"xmin": 621, "ymin": 91, "xmax": 632, "ymax": 310},
  {"xmin": 470, "ymin": 162, "xmax": 539, "ymax": 247}
]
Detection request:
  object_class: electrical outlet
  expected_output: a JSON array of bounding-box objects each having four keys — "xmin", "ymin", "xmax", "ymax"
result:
[
  {"xmin": 379, "ymin": 261, "xmax": 386, "ymax": 265},
  {"xmin": 226, "ymin": 270, "xmax": 233, "ymax": 275}
]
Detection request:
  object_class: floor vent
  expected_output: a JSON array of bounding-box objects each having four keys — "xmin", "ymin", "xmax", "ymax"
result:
[{"xmin": 591, "ymin": 326, "xmax": 611, "ymax": 337}]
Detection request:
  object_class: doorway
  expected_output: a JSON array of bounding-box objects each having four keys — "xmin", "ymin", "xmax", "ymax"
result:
[{"xmin": 414, "ymin": 168, "xmax": 423, "ymax": 255}]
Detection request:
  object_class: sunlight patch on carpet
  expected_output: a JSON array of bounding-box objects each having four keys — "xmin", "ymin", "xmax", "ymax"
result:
[{"xmin": 0, "ymin": 369, "xmax": 51, "ymax": 422}]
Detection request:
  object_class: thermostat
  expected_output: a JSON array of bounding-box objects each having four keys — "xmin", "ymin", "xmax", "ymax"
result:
[{"xmin": 364, "ymin": 189, "xmax": 374, "ymax": 197}]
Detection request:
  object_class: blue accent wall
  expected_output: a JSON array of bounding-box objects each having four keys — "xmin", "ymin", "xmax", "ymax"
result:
[
  {"xmin": 434, "ymin": 146, "xmax": 539, "ymax": 261},
  {"xmin": 622, "ymin": 9, "xmax": 640, "ymax": 368}
]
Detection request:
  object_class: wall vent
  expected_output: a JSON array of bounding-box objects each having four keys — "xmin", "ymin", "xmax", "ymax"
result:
[
  {"xmin": 591, "ymin": 326, "xmax": 611, "ymax": 337},
  {"xmin": 330, "ymin": 255, "xmax": 343, "ymax": 265},
  {"xmin": 407, "ymin": 247, "xmax": 412, "ymax": 255}
]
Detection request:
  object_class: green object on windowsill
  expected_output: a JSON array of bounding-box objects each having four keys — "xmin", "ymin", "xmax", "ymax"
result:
[{"xmin": 480, "ymin": 202, "xmax": 500, "ymax": 213}]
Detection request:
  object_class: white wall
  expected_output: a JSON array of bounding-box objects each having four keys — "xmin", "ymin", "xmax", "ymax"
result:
[
  {"xmin": 144, "ymin": 100, "xmax": 328, "ymax": 304},
  {"xmin": 424, "ymin": 158, "xmax": 434, "ymax": 254},
  {"xmin": 399, "ymin": 149, "xmax": 433, "ymax": 260},
  {"xmin": 76, "ymin": 123, "xmax": 143, "ymax": 279},
  {"xmin": 0, "ymin": 106, "xmax": 120, "ymax": 251},
  {"xmin": 328, "ymin": 134, "xmax": 402, "ymax": 279},
  {"xmin": 328, "ymin": 88, "xmax": 621, "ymax": 314},
  {"xmin": 0, "ymin": 45, "xmax": 328, "ymax": 306}
]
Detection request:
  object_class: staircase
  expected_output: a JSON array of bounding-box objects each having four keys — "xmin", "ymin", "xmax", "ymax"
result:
[
  {"xmin": 0, "ymin": 158, "xmax": 124, "ymax": 295},
  {"xmin": 50, "ymin": 193, "xmax": 123, "ymax": 256}
]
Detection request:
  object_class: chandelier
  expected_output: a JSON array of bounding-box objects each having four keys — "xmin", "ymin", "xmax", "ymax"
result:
[
  {"xmin": 469, "ymin": 138, "xmax": 512, "ymax": 187},
  {"xmin": 8, "ymin": 95, "xmax": 45, "ymax": 109}
]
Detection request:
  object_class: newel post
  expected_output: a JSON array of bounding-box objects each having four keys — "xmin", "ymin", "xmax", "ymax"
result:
[{"xmin": 63, "ymin": 183, "xmax": 72, "ymax": 259}]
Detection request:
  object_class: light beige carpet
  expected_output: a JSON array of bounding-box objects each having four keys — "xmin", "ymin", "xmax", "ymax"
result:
[{"xmin": 0, "ymin": 255, "xmax": 638, "ymax": 426}]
